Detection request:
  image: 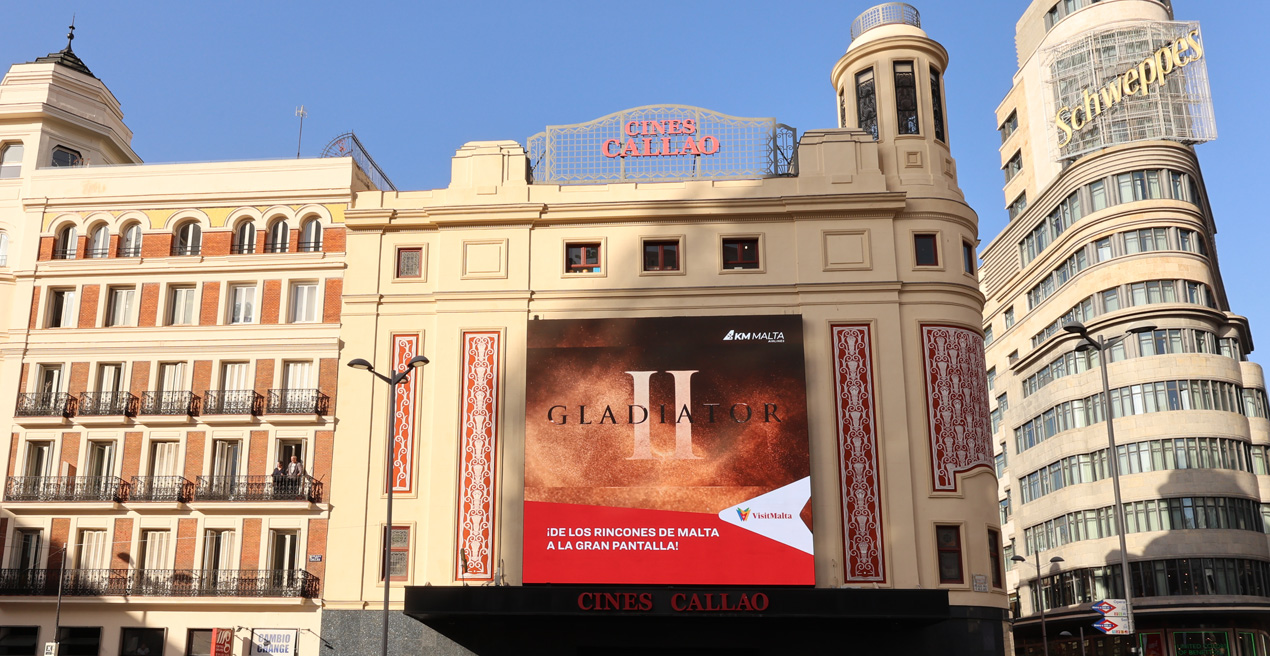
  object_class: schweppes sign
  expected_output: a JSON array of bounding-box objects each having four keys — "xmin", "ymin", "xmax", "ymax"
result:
[{"xmin": 1055, "ymin": 28, "xmax": 1204, "ymax": 147}]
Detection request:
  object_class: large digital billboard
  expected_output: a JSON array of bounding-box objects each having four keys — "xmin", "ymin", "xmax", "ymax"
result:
[{"xmin": 523, "ymin": 315, "xmax": 813, "ymax": 585}]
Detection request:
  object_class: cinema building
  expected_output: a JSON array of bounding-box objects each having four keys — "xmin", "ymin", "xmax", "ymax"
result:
[{"xmin": 980, "ymin": 0, "xmax": 1270, "ymax": 653}]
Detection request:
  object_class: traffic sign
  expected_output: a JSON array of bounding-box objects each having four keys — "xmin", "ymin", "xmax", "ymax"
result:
[
  {"xmin": 1093, "ymin": 617, "xmax": 1133, "ymax": 635},
  {"xmin": 1092, "ymin": 599, "xmax": 1126, "ymax": 615}
]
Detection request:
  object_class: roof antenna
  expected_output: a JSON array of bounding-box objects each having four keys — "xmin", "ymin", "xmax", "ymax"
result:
[
  {"xmin": 295, "ymin": 105, "xmax": 307, "ymax": 158},
  {"xmin": 66, "ymin": 15, "xmax": 76, "ymax": 52}
]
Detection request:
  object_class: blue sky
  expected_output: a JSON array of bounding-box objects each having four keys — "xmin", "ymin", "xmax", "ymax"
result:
[{"xmin": 2, "ymin": 1, "xmax": 1267, "ymax": 356}]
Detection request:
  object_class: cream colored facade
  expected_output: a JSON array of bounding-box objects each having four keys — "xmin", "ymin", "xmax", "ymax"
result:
[
  {"xmin": 0, "ymin": 44, "xmax": 361, "ymax": 656},
  {"xmin": 982, "ymin": 0, "xmax": 1270, "ymax": 653}
]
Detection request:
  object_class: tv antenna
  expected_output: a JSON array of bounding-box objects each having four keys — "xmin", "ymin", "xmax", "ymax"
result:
[{"xmin": 295, "ymin": 105, "xmax": 308, "ymax": 158}]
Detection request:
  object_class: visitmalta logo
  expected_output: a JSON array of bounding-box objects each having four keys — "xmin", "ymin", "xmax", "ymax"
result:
[
  {"xmin": 736, "ymin": 507, "xmax": 751, "ymax": 522},
  {"xmin": 723, "ymin": 330, "xmax": 785, "ymax": 343}
]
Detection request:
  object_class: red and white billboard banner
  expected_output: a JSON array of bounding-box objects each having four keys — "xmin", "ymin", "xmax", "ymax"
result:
[
  {"xmin": 831, "ymin": 324, "xmax": 885, "ymax": 583},
  {"xmin": 211, "ymin": 628, "xmax": 233, "ymax": 656},
  {"xmin": 390, "ymin": 334, "xmax": 419, "ymax": 494},
  {"xmin": 456, "ymin": 330, "xmax": 501, "ymax": 581},
  {"xmin": 922, "ymin": 325, "xmax": 993, "ymax": 492},
  {"xmin": 524, "ymin": 315, "xmax": 813, "ymax": 585}
]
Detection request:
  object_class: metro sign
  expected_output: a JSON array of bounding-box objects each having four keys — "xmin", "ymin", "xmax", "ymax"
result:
[
  {"xmin": 1093, "ymin": 617, "xmax": 1133, "ymax": 635},
  {"xmin": 1092, "ymin": 600, "xmax": 1120, "ymax": 615}
]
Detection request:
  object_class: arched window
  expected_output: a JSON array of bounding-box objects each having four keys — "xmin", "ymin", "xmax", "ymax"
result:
[
  {"xmin": 299, "ymin": 218, "xmax": 322, "ymax": 252},
  {"xmin": 87, "ymin": 225, "xmax": 110, "ymax": 258},
  {"xmin": 173, "ymin": 221, "xmax": 201, "ymax": 256},
  {"xmin": 266, "ymin": 219, "xmax": 289, "ymax": 253},
  {"xmin": 54, "ymin": 224, "xmax": 77, "ymax": 259},
  {"xmin": 233, "ymin": 220, "xmax": 257, "ymax": 254},
  {"xmin": 118, "ymin": 223, "xmax": 142, "ymax": 257},
  {"xmin": 0, "ymin": 231, "xmax": 9, "ymax": 266},
  {"xmin": 0, "ymin": 143, "xmax": 23, "ymax": 179}
]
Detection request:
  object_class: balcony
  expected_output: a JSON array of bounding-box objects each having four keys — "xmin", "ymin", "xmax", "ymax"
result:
[
  {"xmin": 78, "ymin": 391, "xmax": 138, "ymax": 417},
  {"xmin": 0, "ymin": 568, "xmax": 318, "ymax": 598},
  {"xmin": 194, "ymin": 475, "xmax": 321, "ymax": 503},
  {"xmin": 15, "ymin": 392, "xmax": 74, "ymax": 417},
  {"xmin": 139, "ymin": 390, "xmax": 197, "ymax": 417},
  {"xmin": 129, "ymin": 476, "xmax": 193, "ymax": 502},
  {"xmin": 5, "ymin": 476, "xmax": 128, "ymax": 502},
  {"xmin": 266, "ymin": 389, "xmax": 328, "ymax": 415},
  {"xmin": 201, "ymin": 390, "xmax": 261, "ymax": 416}
]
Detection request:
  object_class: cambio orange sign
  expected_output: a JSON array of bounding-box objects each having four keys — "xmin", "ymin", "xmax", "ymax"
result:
[{"xmin": 601, "ymin": 120, "xmax": 721, "ymax": 158}]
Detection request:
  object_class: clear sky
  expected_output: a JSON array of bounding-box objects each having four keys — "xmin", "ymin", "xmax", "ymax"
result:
[{"xmin": 2, "ymin": 1, "xmax": 1266, "ymax": 357}]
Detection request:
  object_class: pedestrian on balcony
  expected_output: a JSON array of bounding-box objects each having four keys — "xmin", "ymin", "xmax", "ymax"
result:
[
  {"xmin": 286, "ymin": 455, "xmax": 304, "ymax": 497},
  {"xmin": 272, "ymin": 461, "xmax": 285, "ymax": 499}
]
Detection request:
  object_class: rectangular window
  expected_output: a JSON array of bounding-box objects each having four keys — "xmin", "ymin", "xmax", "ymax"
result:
[
  {"xmin": 1089, "ymin": 180, "xmax": 1108, "ymax": 211},
  {"xmin": 893, "ymin": 62, "xmax": 919, "ymax": 135},
  {"xmin": 930, "ymin": 66, "xmax": 946, "ymax": 142},
  {"xmin": 936, "ymin": 525, "xmax": 964, "ymax": 584},
  {"xmin": 168, "ymin": 285, "xmax": 197, "ymax": 325},
  {"xmin": 384, "ymin": 525, "xmax": 410, "ymax": 581},
  {"xmin": 565, "ymin": 242, "xmax": 602, "ymax": 273},
  {"xmin": 1007, "ymin": 194, "xmax": 1028, "ymax": 220},
  {"xmin": 396, "ymin": 247, "xmax": 422, "ymax": 278},
  {"xmin": 997, "ymin": 393, "xmax": 1009, "ymax": 412},
  {"xmin": 187, "ymin": 629, "xmax": 214, "ymax": 656},
  {"xmin": 722, "ymin": 238, "xmax": 760, "ymax": 270},
  {"xmin": 48, "ymin": 288, "xmax": 75, "ymax": 328},
  {"xmin": 289, "ymin": 282, "xmax": 319, "ymax": 323},
  {"xmin": 984, "ymin": 326, "xmax": 994, "ymax": 346},
  {"xmin": 855, "ymin": 69, "xmax": 877, "ymax": 139},
  {"xmin": 999, "ymin": 111, "xmax": 1018, "ymax": 143},
  {"xmin": 57, "ymin": 627, "xmax": 103, "ymax": 656},
  {"xmin": 987, "ymin": 367, "xmax": 996, "ymax": 391},
  {"xmin": 989, "ymin": 529, "xmax": 1004, "ymax": 589},
  {"xmin": 962, "ymin": 241, "xmax": 975, "ymax": 274},
  {"xmin": 229, "ymin": 285, "xmax": 256, "ymax": 324},
  {"xmin": 1004, "ymin": 308, "xmax": 1015, "ymax": 329},
  {"xmin": 643, "ymin": 240, "xmax": 680, "ymax": 272},
  {"xmin": 1003, "ymin": 151, "xmax": 1023, "ymax": 183},
  {"xmin": 914, "ymin": 234, "xmax": 938, "ymax": 267},
  {"xmin": 121, "ymin": 627, "xmax": 165, "ymax": 656},
  {"xmin": 105, "ymin": 286, "xmax": 135, "ymax": 327}
]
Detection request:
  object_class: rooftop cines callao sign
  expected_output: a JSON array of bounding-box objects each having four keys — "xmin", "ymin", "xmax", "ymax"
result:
[{"xmin": 1055, "ymin": 28, "xmax": 1204, "ymax": 147}]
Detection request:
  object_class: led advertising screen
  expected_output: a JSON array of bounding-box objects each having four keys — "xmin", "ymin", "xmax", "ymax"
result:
[{"xmin": 523, "ymin": 315, "xmax": 813, "ymax": 585}]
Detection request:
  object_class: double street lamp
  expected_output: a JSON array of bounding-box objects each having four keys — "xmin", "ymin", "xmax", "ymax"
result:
[
  {"xmin": 347, "ymin": 354, "xmax": 430, "ymax": 656},
  {"xmin": 1012, "ymin": 552, "xmax": 1065, "ymax": 656},
  {"xmin": 1062, "ymin": 320, "xmax": 1155, "ymax": 642}
]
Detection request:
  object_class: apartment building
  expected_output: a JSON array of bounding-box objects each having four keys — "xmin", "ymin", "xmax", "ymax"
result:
[{"xmin": 980, "ymin": 1, "xmax": 1270, "ymax": 654}]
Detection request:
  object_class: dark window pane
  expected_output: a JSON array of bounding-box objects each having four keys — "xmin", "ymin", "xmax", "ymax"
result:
[
  {"xmin": 722, "ymin": 239, "xmax": 759, "ymax": 270},
  {"xmin": 915, "ymin": 234, "xmax": 938, "ymax": 266},
  {"xmin": 894, "ymin": 62, "xmax": 919, "ymax": 135},
  {"xmin": 856, "ymin": 69, "xmax": 877, "ymax": 139}
]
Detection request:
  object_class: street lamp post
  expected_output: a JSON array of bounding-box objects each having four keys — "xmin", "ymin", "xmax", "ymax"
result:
[
  {"xmin": 1013, "ymin": 553, "xmax": 1064, "ymax": 656},
  {"xmin": 347, "ymin": 355, "xmax": 430, "ymax": 656},
  {"xmin": 1062, "ymin": 320, "xmax": 1155, "ymax": 641}
]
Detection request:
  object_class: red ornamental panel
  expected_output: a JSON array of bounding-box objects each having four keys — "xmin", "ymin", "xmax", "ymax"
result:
[
  {"xmin": 456, "ymin": 331, "xmax": 501, "ymax": 581},
  {"xmin": 922, "ymin": 325, "xmax": 993, "ymax": 492},
  {"xmin": 831, "ymin": 325, "xmax": 885, "ymax": 583},
  {"xmin": 391, "ymin": 334, "xmax": 419, "ymax": 494}
]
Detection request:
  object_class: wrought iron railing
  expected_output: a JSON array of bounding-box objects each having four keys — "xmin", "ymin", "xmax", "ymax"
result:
[
  {"xmin": 117, "ymin": 245, "xmax": 142, "ymax": 258},
  {"xmin": 298, "ymin": 241, "xmax": 322, "ymax": 252},
  {"xmin": 5, "ymin": 476, "xmax": 128, "ymax": 502},
  {"xmin": 264, "ymin": 241, "xmax": 289, "ymax": 254},
  {"xmin": 77, "ymin": 391, "xmax": 137, "ymax": 417},
  {"xmin": 170, "ymin": 243, "xmax": 201, "ymax": 256},
  {"xmin": 84, "ymin": 247, "xmax": 110, "ymax": 258},
  {"xmin": 139, "ymin": 391, "xmax": 197, "ymax": 416},
  {"xmin": 129, "ymin": 476, "xmax": 193, "ymax": 502},
  {"xmin": 0, "ymin": 568, "xmax": 317, "ymax": 598},
  {"xmin": 194, "ymin": 475, "xmax": 321, "ymax": 503},
  {"xmin": 15, "ymin": 392, "xmax": 74, "ymax": 417},
  {"xmin": 52, "ymin": 248, "xmax": 77, "ymax": 260},
  {"xmin": 266, "ymin": 389, "xmax": 328, "ymax": 415},
  {"xmin": 231, "ymin": 242, "xmax": 255, "ymax": 254},
  {"xmin": 201, "ymin": 390, "xmax": 262, "ymax": 415}
]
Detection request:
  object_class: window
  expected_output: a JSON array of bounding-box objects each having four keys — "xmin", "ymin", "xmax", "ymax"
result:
[
  {"xmin": 997, "ymin": 393, "xmax": 1009, "ymax": 412},
  {"xmin": 1044, "ymin": 3, "xmax": 1060, "ymax": 30},
  {"xmin": 233, "ymin": 220, "xmax": 257, "ymax": 254},
  {"xmin": 105, "ymin": 286, "xmax": 135, "ymax": 327},
  {"xmin": 16, "ymin": 529, "xmax": 42, "ymax": 569},
  {"xmin": 0, "ymin": 230, "xmax": 8, "ymax": 266},
  {"xmin": 76, "ymin": 529, "xmax": 108, "ymax": 569},
  {"xmin": 893, "ymin": 61, "xmax": 919, "ymax": 135},
  {"xmin": 987, "ymin": 367, "xmax": 996, "ymax": 391},
  {"xmin": 643, "ymin": 240, "xmax": 680, "ymax": 272},
  {"xmin": 936, "ymin": 525, "xmax": 964, "ymax": 584},
  {"xmin": 962, "ymin": 241, "xmax": 975, "ymax": 274},
  {"xmin": 722, "ymin": 238, "xmax": 759, "ymax": 270},
  {"xmin": 48, "ymin": 288, "xmax": 75, "ymax": 328},
  {"xmin": 1003, "ymin": 151, "xmax": 1023, "ymax": 183},
  {"xmin": 989, "ymin": 529, "xmax": 1005, "ymax": 589},
  {"xmin": 0, "ymin": 627, "xmax": 38, "ymax": 653},
  {"xmin": 0, "ymin": 142, "xmax": 23, "ymax": 178},
  {"xmin": 1089, "ymin": 180, "xmax": 1108, "ymax": 211},
  {"xmin": 173, "ymin": 221, "xmax": 201, "ymax": 256},
  {"xmin": 384, "ymin": 525, "xmax": 410, "ymax": 581},
  {"xmin": 54, "ymin": 224, "xmax": 77, "ymax": 259},
  {"xmin": 300, "ymin": 218, "xmax": 323, "ymax": 252},
  {"xmin": 120, "ymin": 628, "xmax": 165, "ymax": 656},
  {"xmin": 187, "ymin": 629, "xmax": 215, "ymax": 656},
  {"xmin": 1008, "ymin": 350, "xmax": 1019, "ymax": 364},
  {"xmin": 86, "ymin": 225, "xmax": 110, "ymax": 258},
  {"xmin": 1094, "ymin": 237, "xmax": 1113, "ymax": 262},
  {"xmin": 855, "ymin": 68, "xmax": 877, "ymax": 139},
  {"xmin": 566, "ymin": 242, "xmax": 602, "ymax": 273},
  {"xmin": 56, "ymin": 627, "xmax": 102, "ymax": 656},
  {"xmin": 914, "ymin": 234, "xmax": 938, "ymax": 267},
  {"xmin": 930, "ymin": 66, "xmax": 946, "ymax": 142},
  {"xmin": 229, "ymin": 285, "xmax": 256, "ymax": 324},
  {"xmin": 203, "ymin": 529, "xmax": 235, "ymax": 575},
  {"xmin": 999, "ymin": 496, "xmax": 1012, "ymax": 524},
  {"xmin": 168, "ymin": 286, "xmax": 197, "ymax": 325},
  {"xmin": 118, "ymin": 223, "xmax": 142, "ymax": 257},
  {"xmin": 283, "ymin": 361, "xmax": 314, "ymax": 391},
  {"xmin": 1004, "ymin": 308, "xmax": 1015, "ymax": 330},
  {"xmin": 1007, "ymin": 194, "xmax": 1028, "ymax": 220},
  {"xmin": 396, "ymin": 247, "xmax": 422, "ymax": 278},
  {"xmin": 290, "ymin": 282, "xmax": 319, "ymax": 323},
  {"xmin": 999, "ymin": 111, "xmax": 1018, "ymax": 143},
  {"xmin": 267, "ymin": 219, "xmax": 289, "ymax": 253},
  {"xmin": 984, "ymin": 325, "xmax": 994, "ymax": 346},
  {"xmin": 50, "ymin": 145, "xmax": 82, "ymax": 168}
]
